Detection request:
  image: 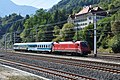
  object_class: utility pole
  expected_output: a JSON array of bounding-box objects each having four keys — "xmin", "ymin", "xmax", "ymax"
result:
[
  {"xmin": 93, "ymin": 13, "xmax": 97, "ymax": 57},
  {"xmin": 4, "ymin": 34, "xmax": 7, "ymax": 52},
  {"xmin": 10, "ymin": 33, "xmax": 13, "ymax": 50},
  {"xmin": 76, "ymin": 23, "xmax": 79, "ymax": 40},
  {"xmin": 14, "ymin": 32, "xmax": 16, "ymax": 44},
  {"xmin": 35, "ymin": 26, "xmax": 38, "ymax": 42}
]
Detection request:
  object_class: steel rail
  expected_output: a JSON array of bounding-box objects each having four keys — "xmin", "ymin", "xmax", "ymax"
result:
[{"xmin": 0, "ymin": 59, "xmax": 96, "ymax": 80}]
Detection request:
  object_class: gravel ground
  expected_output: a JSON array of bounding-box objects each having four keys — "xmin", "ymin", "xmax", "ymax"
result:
[
  {"xmin": 3, "ymin": 56, "xmax": 120, "ymax": 80},
  {"xmin": 0, "ymin": 64, "xmax": 47, "ymax": 80},
  {"xmin": 0, "ymin": 51, "xmax": 120, "ymax": 80}
]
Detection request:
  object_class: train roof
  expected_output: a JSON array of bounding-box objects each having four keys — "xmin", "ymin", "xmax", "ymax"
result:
[
  {"xmin": 54, "ymin": 41, "xmax": 87, "ymax": 44},
  {"xmin": 14, "ymin": 42, "xmax": 53, "ymax": 45}
]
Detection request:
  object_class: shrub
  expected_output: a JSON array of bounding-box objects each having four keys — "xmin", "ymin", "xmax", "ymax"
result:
[
  {"xmin": 101, "ymin": 37, "xmax": 110, "ymax": 49},
  {"xmin": 109, "ymin": 34, "xmax": 120, "ymax": 53}
]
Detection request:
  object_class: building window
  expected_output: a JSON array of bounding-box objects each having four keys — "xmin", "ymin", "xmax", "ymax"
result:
[
  {"xmin": 89, "ymin": 16, "xmax": 92, "ymax": 20},
  {"xmin": 89, "ymin": 22, "xmax": 91, "ymax": 24},
  {"xmin": 74, "ymin": 18, "xmax": 87, "ymax": 23}
]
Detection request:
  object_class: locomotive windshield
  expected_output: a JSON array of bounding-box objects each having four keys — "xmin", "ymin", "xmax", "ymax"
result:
[{"xmin": 81, "ymin": 42, "xmax": 88, "ymax": 48}]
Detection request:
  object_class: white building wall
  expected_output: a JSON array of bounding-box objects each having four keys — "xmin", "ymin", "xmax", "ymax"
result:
[
  {"xmin": 67, "ymin": 13, "xmax": 106, "ymax": 30},
  {"xmin": 73, "ymin": 13, "xmax": 105, "ymax": 29},
  {"xmin": 74, "ymin": 13, "xmax": 91, "ymax": 29}
]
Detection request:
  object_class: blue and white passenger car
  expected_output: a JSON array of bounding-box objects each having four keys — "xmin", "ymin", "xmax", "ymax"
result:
[
  {"xmin": 13, "ymin": 42, "xmax": 53, "ymax": 52},
  {"xmin": 13, "ymin": 43, "xmax": 28, "ymax": 51}
]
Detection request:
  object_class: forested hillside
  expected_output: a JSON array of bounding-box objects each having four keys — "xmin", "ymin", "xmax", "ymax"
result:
[
  {"xmin": 0, "ymin": 0, "xmax": 120, "ymax": 53},
  {"xmin": 49, "ymin": 0, "xmax": 112, "ymax": 14},
  {"xmin": 0, "ymin": 14, "xmax": 23, "ymax": 38},
  {"xmin": 0, "ymin": 13, "xmax": 30, "ymax": 44}
]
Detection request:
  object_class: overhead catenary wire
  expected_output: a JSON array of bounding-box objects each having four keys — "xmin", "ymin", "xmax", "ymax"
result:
[
  {"xmin": 1, "ymin": 6, "xmax": 120, "ymax": 51},
  {"xmin": 13, "ymin": 18, "xmax": 120, "ymax": 34},
  {"xmin": 1, "ymin": 18, "xmax": 119, "ymax": 34},
  {"xmin": 0, "ymin": 7, "xmax": 119, "ymax": 41},
  {"xmin": 1, "ymin": 18, "xmax": 119, "ymax": 38},
  {"xmin": 0, "ymin": 7, "xmax": 119, "ymax": 29},
  {"xmin": 4, "ymin": 16, "xmax": 120, "ymax": 34},
  {"xmin": 0, "ymin": 6, "xmax": 119, "ymax": 23}
]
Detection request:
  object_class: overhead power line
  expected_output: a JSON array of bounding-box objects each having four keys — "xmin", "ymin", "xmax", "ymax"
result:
[{"xmin": 0, "ymin": 7, "xmax": 119, "ymax": 26}]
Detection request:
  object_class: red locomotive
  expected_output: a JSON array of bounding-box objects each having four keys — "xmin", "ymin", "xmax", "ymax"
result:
[{"xmin": 53, "ymin": 41, "xmax": 91, "ymax": 55}]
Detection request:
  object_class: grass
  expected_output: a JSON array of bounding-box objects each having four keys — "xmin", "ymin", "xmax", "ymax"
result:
[
  {"xmin": 97, "ymin": 47, "xmax": 113, "ymax": 54},
  {"xmin": 0, "ymin": 65, "xmax": 44, "ymax": 80},
  {"xmin": 9, "ymin": 76, "xmax": 43, "ymax": 80},
  {"xmin": 0, "ymin": 66, "xmax": 10, "ymax": 72}
]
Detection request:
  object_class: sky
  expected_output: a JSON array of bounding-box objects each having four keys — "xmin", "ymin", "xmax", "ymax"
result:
[{"xmin": 11, "ymin": 0, "xmax": 61, "ymax": 9}]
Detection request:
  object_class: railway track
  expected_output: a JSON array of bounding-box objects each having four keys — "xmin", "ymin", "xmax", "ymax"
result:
[
  {"xmin": 0, "ymin": 51, "xmax": 120, "ymax": 80},
  {"xmin": 1, "ymin": 50, "xmax": 120, "ymax": 62},
  {"xmin": 5, "ymin": 50, "xmax": 120, "ymax": 62},
  {"xmin": 88, "ymin": 54, "xmax": 120, "ymax": 62},
  {"xmin": 1, "ymin": 52, "xmax": 120, "ymax": 74},
  {"xmin": 0, "ymin": 59, "xmax": 96, "ymax": 80}
]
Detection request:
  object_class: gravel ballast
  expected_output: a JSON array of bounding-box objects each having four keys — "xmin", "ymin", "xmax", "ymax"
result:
[{"xmin": 0, "ymin": 64, "xmax": 48, "ymax": 80}]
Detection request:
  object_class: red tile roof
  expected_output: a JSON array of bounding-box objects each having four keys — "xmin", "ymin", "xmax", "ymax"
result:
[
  {"xmin": 75, "ymin": 6, "xmax": 105, "ymax": 16},
  {"xmin": 76, "ymin": 6, "xmax": 91, "ymax": 16},
  {"xmin": 69, "ymin": 6, "xmax": 107, "ymax": 19}
]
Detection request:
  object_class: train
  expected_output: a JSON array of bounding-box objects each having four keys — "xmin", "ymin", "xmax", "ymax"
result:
[{"xmin": 13, "ymin": 41, "xmax": 91, "ymax": 56}]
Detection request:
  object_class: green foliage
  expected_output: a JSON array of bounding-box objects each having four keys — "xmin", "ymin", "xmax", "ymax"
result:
[
  {"xmin": 96, "ymin": 2, "xmax": 120, "ymax": 51},
  {"xmin": 73, "ymin": 29, "xmax": 85, "ymax": 41},
  {"xmin": 82, "ymin": 24, "xmax": 94, "ymax": 50},
  {"xmin": 61, "ymin": 23, "xmax": 75, "ymax": 41},
  {"xmin": 111, "ymin": 11, "xmax": 120, "ymax": 35},
  {"xmin": 21, "ymin": 9, "xmax": 54, "ymax": 42},
  {"xmin": 53, "ymin": 26, "xmax": 60, "ymax": 37},
  {"xmin": 52, "ymin": 10, "xmax": 67, "ymax": 23},
  {"xmin": 52, "ymin": 36, "xmax": 62, "ymax": 42},
  {"xmin": 50, "ymin": 0, "xmax": 112, "ymax": 14},
  {"xmin": 112, "ymin": 0, "xmax": 120, "ymax": 8},
  {"xmin": 0, "ymin": 13, "xmax": 24, "ymax": 40},
  {"xmin": 97, "ymin": 17, "xmax": 112, "ymax": 47},
  {"xmin": 101, "ymin": 37, "xmax": 110, "ymax": 49},
  {"xmin": 109, "ymin": 34, "xmax": 120, "ymax": 53},
  {"xmin": 37, "ymin": 29, "xmax": 45, "ymax": 41},
  {"xmin": 111, "ymin": 21, "xmax": 120, "ymax": 35}
]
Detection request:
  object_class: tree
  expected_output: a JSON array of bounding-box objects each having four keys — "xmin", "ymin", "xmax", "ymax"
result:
[
  {"xmin": 53, "ymin": 26, "xmax": 60, "ymax": 37},
  {"xmin": 61, "ymin": 23, "xmax": 75, "ymax": 41},
  {"xmin": 53, "ymin": 26, "xmax": 61, "ymax": 42},
  {"xmin": 73, "ymin": 29, "xmax": 85, "ymax": 41},
  {"xmin": 82, "ymin": 24, "xmax": 94, "ymax": 50},
  {"xmin": 111, "ymin": 21, "xmax": 120, "ymax": 35},
  {"xmin": 37, "ymin": 29, "xmax": 45, "ymax": 41},
  {"xmin": 20, "ymin": 9, "xmax": 54, "ymax": 42},
  {"xmin": 109, "ymin": 34, "xmax": 120, "ymax": 53},
  {"xmin": 111, "ymin": 11, "xmax": 120, "ymax": 35},
  {"xmin": 109, "ymin": 4, "xmax": 115, "ymax": 10},
  {"xmin": 97, "ymin": 17, "xmax": 112, "ymax": 48}
]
